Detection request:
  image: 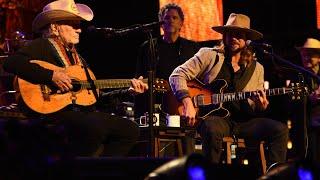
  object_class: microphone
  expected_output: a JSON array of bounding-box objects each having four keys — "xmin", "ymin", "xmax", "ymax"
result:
[
  {"xmin": 115, "ymin": 21, "xmax": 164, "ymax": 35},
  {"xmin": 87, "ymin": 25, "xmax": 116, "ymax": 33},
  {"xmin": 142, "ymin": 20, "xmax": 164, "ymax": 27},
  {"xmin": 246, "ymin": 40, "xmax": 272, "ymax": 48},
  {"xmin": 87, "ymin": 21, "xmax": 163, "ymax": 37}
]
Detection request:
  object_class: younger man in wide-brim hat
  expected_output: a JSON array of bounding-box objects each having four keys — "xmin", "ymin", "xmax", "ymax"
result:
[{"xmin": 169, "ymin": 13, "xmax": 289, "ymax": 171}]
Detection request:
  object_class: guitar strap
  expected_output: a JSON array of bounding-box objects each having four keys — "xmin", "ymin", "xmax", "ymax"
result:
[
  {"xmin": 234, "ymin": 61, "xmax": 256, "ymax": 91},
  {"xmin": 47, "ymin": 38, "xmax": 99, "ymax": 103},
  {"xmin": 78, "ymin": 55, "xmax": 99, "ymax": 101},
  {"xmin": 47, "ymin": 38, "xmax": 79, "ymax": 67}
]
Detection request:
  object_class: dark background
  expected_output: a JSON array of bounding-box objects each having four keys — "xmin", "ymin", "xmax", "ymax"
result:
[
  {"xmin": 0, "ymin": 0, "xmax": 315, "ymax": 160},
  {"xmin": 0, "ymin": 1, "xmax": 318, "ymax": 175},
  {"xmin": 74, "ymin": 0, "xmax": 319, "ymax": 159},
  {"xmin": 76, "ymin": 0, "xmax": 319, "ymax": 81}
]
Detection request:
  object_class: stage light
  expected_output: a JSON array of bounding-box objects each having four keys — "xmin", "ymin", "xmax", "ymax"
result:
[
  {"xmin": 287, "ymin": 140, "xmax": 293, "ymax": 149},
  {"xmin": 298, "ymin": 167, "xmax": 313, "ymax": 180},
  {"xmin": 159, "ymin": 0, "xmax": 223, "ymax": 41},
  {"xmin": 187, "ymin": 166, "xmax": 206, "ymax": 180},
  {"xmin": 287, "ymin": 120, "xmax": 292, "ymax": 129},
  {"xmin": 242, "ymin": 159, "xmax": 249, "ymax": 165}
]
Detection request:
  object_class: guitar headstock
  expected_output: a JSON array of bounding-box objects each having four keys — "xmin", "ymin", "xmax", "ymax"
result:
[
  {"xmin": 153, "ymin": 78, "xmax": 170, "ymax": 93},
  {"xmin": 287, "ymin": 82, "xmax": 309, "ymax": 100}
]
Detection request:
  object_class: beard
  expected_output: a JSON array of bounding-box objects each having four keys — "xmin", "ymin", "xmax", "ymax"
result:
[{"xmin": 229, "ymin": 45, "xmax": 243, "ymax": 55}]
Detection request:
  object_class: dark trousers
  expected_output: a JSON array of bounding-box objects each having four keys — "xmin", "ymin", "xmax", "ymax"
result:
[
  {"xmin": 47, "ymin": 111, "xmax": 140, "ymax": 157},
  {"xmin": 197, "ymin": 116, "xmax": 289, "ymax": 167}
]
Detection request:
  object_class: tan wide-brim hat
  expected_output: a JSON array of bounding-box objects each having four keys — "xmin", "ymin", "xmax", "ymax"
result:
[
  {"xmin": 212, "ymin": 13, "xmax": 263, "ymax": 40},
  {"xmin": 32, "ymin": 0, "xmax": 93, "ymax": 32},
  {"xmin": 296, "ymin": 38, "xmax": 320, "ymax": 54}
]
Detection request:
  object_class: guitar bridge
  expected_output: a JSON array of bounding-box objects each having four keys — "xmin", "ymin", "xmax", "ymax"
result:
[{"xmin": 40, "ymin": 85, "xmax": 51, "ymax": 101}]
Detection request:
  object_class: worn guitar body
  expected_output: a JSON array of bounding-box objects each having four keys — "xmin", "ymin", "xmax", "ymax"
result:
[
  {"xmin": 15, "ymin": 60, "xmax": 98, "ymax": 114},
  {"xmin": 15, "ymin": 60, "xmax": 167, "ymax": 114}
]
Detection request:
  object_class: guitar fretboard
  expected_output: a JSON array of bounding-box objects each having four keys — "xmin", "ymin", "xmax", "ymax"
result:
[
  {"xmin": 211, "ymin": 87, "xmax": 290, "ymax": 104},
  {"xmin": 79, "ymin": 79, "xmax": 136, "ymax": 89},
  {"xmin": 74, "ymin": 79, "xmax": 166, "ymax": 92}
]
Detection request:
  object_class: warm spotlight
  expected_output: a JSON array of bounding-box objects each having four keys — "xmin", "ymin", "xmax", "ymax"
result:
[
  {"xmin": 287, "ymin": 120, "xmax": 292, "ymax": 129},
  {"xmin": 243, "ymin": 159, "xmax": 249, "ymax": 165},
  {"xmin": 287, "ymin": 140, "xmax": 293, "ymax": 149}
]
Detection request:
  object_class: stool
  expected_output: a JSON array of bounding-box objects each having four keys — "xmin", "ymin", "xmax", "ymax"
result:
[
  {"xmin": 154, "ymin": 128, "xmax": 186, "ymax": 157},
  {"xmin": 223, "ymin": 137, "xmax": 267, "ymax": 174}
]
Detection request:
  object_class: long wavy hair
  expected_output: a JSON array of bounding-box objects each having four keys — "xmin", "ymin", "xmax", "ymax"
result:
[{"xmin": 218, "ymin": 40, "xmax": 256, "ymax": 67}]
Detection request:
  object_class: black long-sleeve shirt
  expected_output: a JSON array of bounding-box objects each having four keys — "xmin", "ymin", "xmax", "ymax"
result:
[
  {"xmin": 3, "ymin": 38, "xmax": 132, "ymax": 115},
  {"xmin": 134, "ymin": 36, "xmax": 200, "ymax": 117},
  {"xmin": 135, "ymin": 36, "xmax": 200, "ymax": 80}
]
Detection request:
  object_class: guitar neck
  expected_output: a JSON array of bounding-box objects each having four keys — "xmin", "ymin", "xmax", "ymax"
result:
[
  {"xmin": 79, "ymin": 79, "xmax": 134, "ymax": 89},
  {"xmin": 213, "ymin": 87, "xmax": 289, "ymax": 103}
]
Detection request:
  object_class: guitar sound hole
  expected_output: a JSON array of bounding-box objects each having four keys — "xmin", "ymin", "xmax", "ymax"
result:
[{"xmin": 71, "ymin": 80, "xmax": 81, "ymax": 92}]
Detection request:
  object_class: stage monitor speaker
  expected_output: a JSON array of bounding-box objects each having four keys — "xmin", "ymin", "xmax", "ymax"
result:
[
  {"xmin": 73, "ymin": 156, "xmax": 173, "ymax": 180},
  {"xmin": 145, "ymin": 153, "xmax": 260, "ymax": 180}
]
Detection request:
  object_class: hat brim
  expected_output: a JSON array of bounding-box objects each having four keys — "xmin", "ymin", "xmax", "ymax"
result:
[
  {"xmin": 32, "ymin": 4, "xmax": 93, "ymax": 32},
  {"xmin": 296, "ymin": 47, "xmax": 320, "ymax": 53},
  {"xmin": 212, "ymin": 26, "xmax": 263, "ymax": 40}
]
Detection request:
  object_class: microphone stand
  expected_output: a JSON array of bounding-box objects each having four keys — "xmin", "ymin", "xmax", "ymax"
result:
[
  {"xmin": 96, "ymin": 21, "xmax": 162, "ymax": 157},
  {"xmin": 146, "ymin": 30, "xmax": 156, "ymax": 157},
  {"xmin": 263, "ymin": 50, "xmax": 320, "ymax": 82},
  {"xmin": 263, "ymin": 50, "xmax": 316, "ymax": 160},
  {"xmin": 96, "ymin": 21, "xmax": 162, "ymax": 38}
]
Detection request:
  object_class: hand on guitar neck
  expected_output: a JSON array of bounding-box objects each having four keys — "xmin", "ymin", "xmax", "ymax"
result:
[
  {"xmin": 127, "ymin": 76, "xmax": 149, "ymax": 95},
  {"xmin": 52, "ymin": 70, "xmax": 148, "ymax": 95},
  {"xmin": 181, "ymin": 97, "xmax": 198, "ymax": 127},
  {"xmin": 248, "ymin": 89, "xmax": 270, "ymax": 111}
]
